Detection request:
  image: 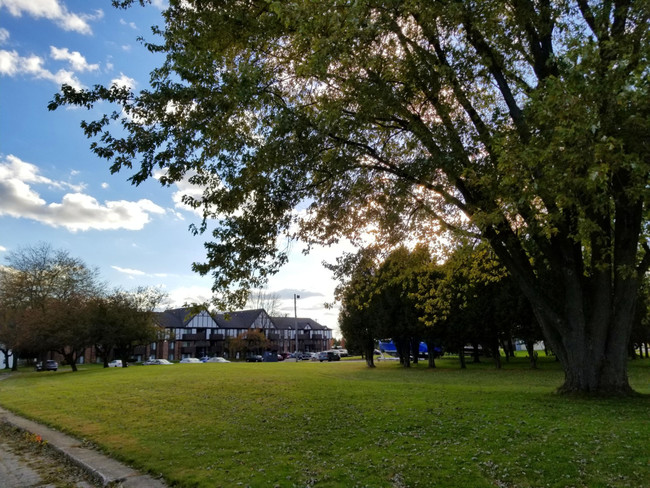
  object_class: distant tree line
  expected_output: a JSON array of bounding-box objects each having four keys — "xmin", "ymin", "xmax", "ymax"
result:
[
  {"xmin": 0, "ymin": 243, "xmax": 166, "ymax": 371},
  {"xmin": 336, "ymin": 242, "xmax": 650, "ymax": 369}
]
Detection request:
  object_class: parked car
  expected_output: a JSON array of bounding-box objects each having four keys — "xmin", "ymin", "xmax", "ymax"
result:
[
  {"xmin": 107, "ymin": 359, "xmax": 123, "ymax": 368},
  {"xmin": 180, "ymin": 358, "xmax": 202, "ymax": 364},
  {"xmin": 318, "ymin": 351, "xmax": 340, "ymax": 362},
  {"xmin": 246, "ymin": 355, "xmax": 263, "ymax": 362},
  {"xmin": 205, "ymin": 357, "xmax": 230, "ymax": 363},
  {"xmin": 143, "ymin": 359, "xmax": 173, "ymax": 365},
  {"xmin": 35, "ymin": 360, "xmax": 58, "ymax": 371}
]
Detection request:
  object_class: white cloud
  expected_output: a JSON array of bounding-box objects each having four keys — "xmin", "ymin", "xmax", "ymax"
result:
[
  {"xmin": 101, "ymin": 182, "xmax": 109, "ymax": 189},
  {"xmin": 111, "ymin": 265, "xmax": 146, "ymax": 276},
  {"xmin": 0, "ymin": 28, "xmax": 9, "ymax": 44},
  {"xmin": 0, "ymin": 0, "xmax": 103, "ymax": 35},
  {"xmin": 120, "ymin": 18, "xmax": 137, "ymax": 29},
  {"xmin": 0, "ymin": 49, "xmax": 82, "ymax": 88},
  {"xmin": 0, "ymin": 154, "xmax": 166, "ymax": 232},
  {"xmin": 0, "ymin": 154, "xmax": 81, "ymax": 190},
  {"xmin": 153, "ymin": 169, "xmax": 206, "ymax": 218},
  {"xmin": 111, "ymin": 72, "xmax": 135, "ymax": 91},
  {"xmin": 165, "ymin": 284, "xmax": 214, "ymax": 308},
  {"xmin": 50, "ymin": 46, "xmax": 99, "ymax": 72},
  {"xmin": 0, "ymin": 245, "xmax": 7, "ymax": 252},
  {"xmin": 112, "ymin": 265, "xmax": 169, "ymax": 278}
]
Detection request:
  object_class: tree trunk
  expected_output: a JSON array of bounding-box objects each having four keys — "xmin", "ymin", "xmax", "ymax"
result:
[
  {"xmin": 489, "ymin": 219, "xmax": 643, "ymax": 395},
  {"xmin": 63, "ymin": 351, "xmax": 78, "ymax": 372},
  {"xmin": 472, "ymin": 342, "xmax": 480, "ymax": 363},
  {"xmin": 533, "ymin": 299, "xmax": 636, "ymax": 395},
  {"xmin": 492, "ymin": 338, "xmax": 502, "ymax": 369},
  {"xmin": 426, "ymin": 340, "xmax": 436, "ymax": 369},
  {"xmin": 363, "ymin": 341, "xmax": 375, "ymax": 368},
  {"xmin": 629, "ymin": 342, "xmax": 637, "ymax": 360},
  {"xmin": 526, "ymin": 340, "xmax": 538, "ymax": 369}
]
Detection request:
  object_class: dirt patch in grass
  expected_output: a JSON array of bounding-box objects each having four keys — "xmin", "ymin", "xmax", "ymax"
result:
[{"xmin": 0, "ymin": 422, "xmax": 101, "ymax": 488}]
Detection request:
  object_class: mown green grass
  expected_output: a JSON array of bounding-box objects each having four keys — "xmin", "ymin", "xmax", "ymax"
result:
[{"xmin": 1, "ymin": 357, "xmax": 648, "ymax": 488}]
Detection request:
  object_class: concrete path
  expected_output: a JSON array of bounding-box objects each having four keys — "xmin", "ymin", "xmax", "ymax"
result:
[{"xmin": 0, "ymin": 406, "xmax": 167, "ymax": 487}]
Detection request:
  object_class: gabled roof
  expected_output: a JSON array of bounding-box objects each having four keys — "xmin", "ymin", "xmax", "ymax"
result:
[
  {"xmin": 214, "ymin": 309, "xmax": 272, "ymax": 329},
  {"xmin": 155, "ymin": 308, "xmax": 196, "ymax": 328},
  {"xmin": 271, "ymin": 316, "xmax": 329, "ymax": 331},
  {"xmin": 157, "ymin": 308, "xmax": 329, "ymax": 332}
]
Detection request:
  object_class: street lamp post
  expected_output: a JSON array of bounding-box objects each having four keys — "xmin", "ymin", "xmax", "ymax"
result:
[{"xmin": 294, "ymin": 293, "xmax": 300, "ymax": 357}]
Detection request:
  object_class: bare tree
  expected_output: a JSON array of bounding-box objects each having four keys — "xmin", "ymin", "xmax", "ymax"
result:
[{"xmin": 246, "ymin": 287, "xmax": 281, "ymax": 316}]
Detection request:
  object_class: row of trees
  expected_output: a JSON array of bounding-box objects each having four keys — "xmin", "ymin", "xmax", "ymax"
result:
[
  {"xmin": 0, "ymin": 243, "xmax": 165, "ymax": 370},
  {"xmin": 337, "ymin": 242, "xmax": 649, "ymax": 370}
]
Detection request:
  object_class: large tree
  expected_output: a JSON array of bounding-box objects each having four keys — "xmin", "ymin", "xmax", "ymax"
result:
[
  {"xmin": 336, "ymin": 249, "xmax": 384, "ymax": 367},
  {"xmin": 89, "ymin": 287, "xmax": 166, "ymax": 367},
  {"xmin": 0, "ymin": 243, "xmax": 103, "ymax": 371},
  {"xmin": 51, "ymin": 1, "xmax": 649, "ymax": 394}
]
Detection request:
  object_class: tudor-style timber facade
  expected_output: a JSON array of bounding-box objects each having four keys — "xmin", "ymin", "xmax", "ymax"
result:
[{"xmin": 134, "ymin": 308, "xmax": 333, "ymax": 361}]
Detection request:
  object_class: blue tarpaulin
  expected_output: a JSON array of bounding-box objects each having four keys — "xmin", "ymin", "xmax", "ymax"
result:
[{"xmin": 378, "ymin": 341, "xmax": 428, "ymax": 353}]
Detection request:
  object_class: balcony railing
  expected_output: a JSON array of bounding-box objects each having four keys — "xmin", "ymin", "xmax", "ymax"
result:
[
  {"xmin": 209, "ymin": 334, "xmax": 225, "ymax": 341},
  {"xmin": 182, "ymin": 333, "xmax": 206, "ymax": 341}
]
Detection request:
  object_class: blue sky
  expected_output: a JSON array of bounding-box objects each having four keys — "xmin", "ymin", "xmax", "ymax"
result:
[{"xmin": 0, "ymin": 0, "xmax": 344, "ymax": 333}]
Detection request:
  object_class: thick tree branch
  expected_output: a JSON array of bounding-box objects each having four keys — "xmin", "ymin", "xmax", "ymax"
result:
[{"xmin": 461, "ymin": 11, "xmax": 530, "ymax": 142}]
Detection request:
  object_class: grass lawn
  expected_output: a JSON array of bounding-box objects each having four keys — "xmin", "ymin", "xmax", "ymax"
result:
[{"xmin": 0, "ymin": 357, "xmax": 648, "ymax": 488}]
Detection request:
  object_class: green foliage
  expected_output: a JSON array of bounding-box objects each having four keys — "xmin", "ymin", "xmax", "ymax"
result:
[
  {"xmin": 0, "ymin": 244, "xmax": 165, "ymax": 370},
  {"xmin": 89, "ymin": 287, "xmax": 166, "ymax": 366},
  {"xmin": 227, "ymin": 329, "xmax": 270, "ymax": 357},
  {"xmin": 49, "ymin": 1, "xmax": 650, "ymax": 392},
  {"xmin": 0, "ymin": 243, "xmax": 104, "ymax": 366},
  {"xmin": 337, "ymin": 245, "xmax": 432, "ymax": 366},
  {"xmin": 0, "ymin": 360, "xmax": 648, "ymax": 487}
]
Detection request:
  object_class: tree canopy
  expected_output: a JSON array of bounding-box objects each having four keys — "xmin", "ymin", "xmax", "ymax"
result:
[
  {"xmin": 0, "ymin": 243, "xmax": 166, "ymax": 370},
  {"xmin": 0, "ymin": 243, "xmax": 104, "ymax": 370},
  {"xmin": 51, "ymin": 1, "xmax": 650, "ymax": 394}
]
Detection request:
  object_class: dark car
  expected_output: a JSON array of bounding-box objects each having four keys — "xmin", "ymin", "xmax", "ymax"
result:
[
  {"xmin": 35, "ymin": 360, "xmax": 58, "ymax": 371},
  {"xmin": 327, "ymin": 351, "xmax": 341, "ymax": 361},
  {"xmin": 317, "ymin": 351, "xmax": 341, "ymax": 362},
  {"xmin": 246, "ymin": 355, "xmax": 263, "ymax": 362}
]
